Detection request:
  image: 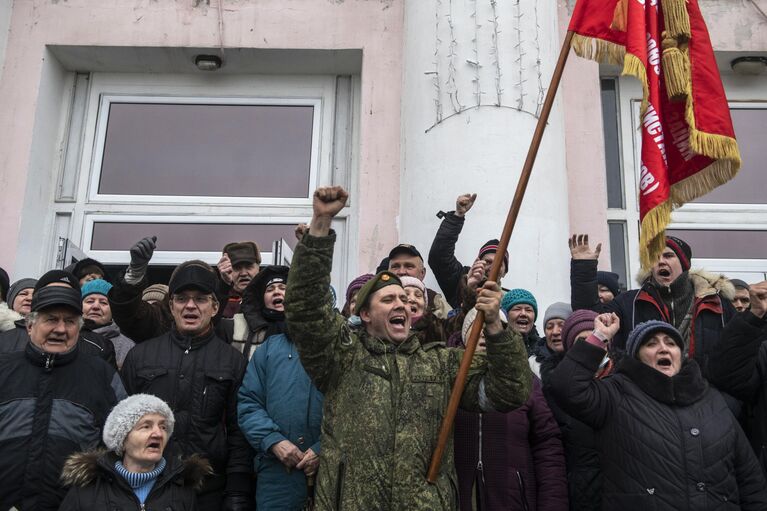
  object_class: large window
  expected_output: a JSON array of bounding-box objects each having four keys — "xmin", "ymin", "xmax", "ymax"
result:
[{"xmin": 50, "ymin": 72, "xmax": 358, "ymax": 287}]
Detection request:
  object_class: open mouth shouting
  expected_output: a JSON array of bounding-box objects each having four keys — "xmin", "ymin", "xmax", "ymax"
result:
[{"xmin": 271, "ymin": 297, "xmax": 285, "ymax": 311}]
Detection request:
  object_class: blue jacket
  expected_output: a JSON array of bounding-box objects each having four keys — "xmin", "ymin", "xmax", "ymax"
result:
[{"xmin": 237, "ymin": 333, "xmax": 323, "ymax": 510}]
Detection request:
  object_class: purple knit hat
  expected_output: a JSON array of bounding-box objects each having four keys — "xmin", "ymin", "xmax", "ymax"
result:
[
  {"xmin": 562, "ymin": 309, "xmax": 598, "ymax": 351},
  {"xmin": 345, "ymin": 274, "xmax": 375, "ymax": 311}
]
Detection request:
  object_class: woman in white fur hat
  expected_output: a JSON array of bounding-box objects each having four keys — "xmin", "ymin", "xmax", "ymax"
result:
[{"xmin": 59, "ymin": 394, "xmax": 211, "ymax": 510}]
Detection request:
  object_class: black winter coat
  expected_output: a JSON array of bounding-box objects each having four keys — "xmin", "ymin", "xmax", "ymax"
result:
[
  {"xmin": 428, "ymin": 211, "xmax": 471, "ymax": 309},
  {"xmin": 549, "ymin": 341, "xmax": 767, "ymax": 510},
  {"xmin": 0, "ymin": 343, "xmax": 126, "ymax": 511},
  {"xmin": 0, "ymin": 318, "xmax": 117, "ymax": 368},
  {"xmin": 570, "ymin": 260, "xmax": 736, "ymax": 378},
  {"xmin": 59, "ymin": 450, "xmax": 211, "ymax": 510},
  {"xmin": 120, "ymin": 327, "xmax": 253, "ymax": 497},
  {"xmin": 709, "ymin": 311, "xmax": 767, "ymax": 475}
]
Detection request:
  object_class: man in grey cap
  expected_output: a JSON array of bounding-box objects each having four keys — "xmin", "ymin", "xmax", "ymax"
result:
[
  {"xmin": 731, "ymin": 279, "xmax": 751, "ymax": 313},
  {"xmin": 0, "ymin": 274, "xmax": 126, "ymax": 511}
]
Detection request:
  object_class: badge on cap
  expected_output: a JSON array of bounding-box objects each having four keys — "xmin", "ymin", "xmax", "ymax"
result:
[{"xmin": 381, "ymin": 274, "xmax": 390, "ymax": 281}]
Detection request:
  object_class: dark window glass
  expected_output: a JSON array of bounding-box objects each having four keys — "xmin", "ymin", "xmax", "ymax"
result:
[
  {"xmin": 600, "ymin": 79, "xmax": 624, "ymax": 209},
  {"xmin": 91, "ymin": 222, "xmax": 296, "ymax": 252},
  {"xmin": 692, "ymin": 108, "xmax": 767, "ymax": 204},
  {"xmin": 608, "ymin": 221, "xmax": 628, "ymax": 289},
  {"xmin": 98, "ymin": 103, "xmax": 314, "ymax": 198},
  {"xmin": 665, "ymin": 229, "xmax": 767, "ymax": 259}
]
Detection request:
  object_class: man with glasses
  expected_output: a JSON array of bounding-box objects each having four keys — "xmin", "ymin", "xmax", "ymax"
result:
[{"xmin": 121, "ymin": 260, "xmax": 254, "ymax": 511}]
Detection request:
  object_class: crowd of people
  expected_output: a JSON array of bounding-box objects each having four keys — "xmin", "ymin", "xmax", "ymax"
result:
[{"xmin": 0, "ymin": 185, "xmax": 766, "ymax": 510}]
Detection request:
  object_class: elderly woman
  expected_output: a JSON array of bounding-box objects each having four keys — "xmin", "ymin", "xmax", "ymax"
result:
[
  {"xmin": 549, "ymin": 316, "xmax": 767, "ymax": 510},
  {"xmin": 60, "ymin": 394, "xmax": 210, "ymax": 510}
]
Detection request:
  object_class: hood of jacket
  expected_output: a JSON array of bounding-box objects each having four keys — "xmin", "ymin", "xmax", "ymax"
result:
[
  {"xmin": 635, "ymin": 268, "xmax": 736, "ymax": 301},
  {"xmin": 61, "ymin": 450, "xmax": 211, "ymax": 491},
  {"xmin": 239, "ymin": 265, "xmax": 289, "ymax": 332},
  {"xmin": 0, "ymin": 302, "xmax": 22, "ymax": 333}
]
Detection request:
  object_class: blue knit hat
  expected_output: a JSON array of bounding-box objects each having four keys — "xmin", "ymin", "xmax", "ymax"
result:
[
  {"xmin": 501, "ymin": 289, "xmax": 538, "ymax": 318},
  {"xmin": 626, "ymin": 320, "xmax": 684, "ymax": 358},
  {"xmin": 81, "ymin": 278, "xmax": 113, "ymax": 299}
]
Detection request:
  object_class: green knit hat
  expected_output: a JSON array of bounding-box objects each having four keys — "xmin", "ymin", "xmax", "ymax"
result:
[
  {"xmin": 353, "ymin": 271, "xmax": 403, "ymax": 315},
  {"xmin": 501, "ymin": 288, "xmax": 538, "ymax": 318}
]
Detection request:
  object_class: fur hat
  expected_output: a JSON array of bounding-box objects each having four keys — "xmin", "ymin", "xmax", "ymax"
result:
[
  {"xmin": 562, "ymin": 309, "xmax": 598, "ymax": 351},
  {"xmin": 626, "ymin": 320, "xmax": 684, "ymax": 359},
  {"xmin": 103, "ymin": 394, "xmax": 175, "ymax": 456},
  {"xmin": 501, "ymin": 289, "xmax": 538, "ymax": 318}
]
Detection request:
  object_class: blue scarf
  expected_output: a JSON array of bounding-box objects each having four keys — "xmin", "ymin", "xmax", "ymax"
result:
[{"xmin": 114, "ymin": 457, "xmax": 167, "ymax": 504}]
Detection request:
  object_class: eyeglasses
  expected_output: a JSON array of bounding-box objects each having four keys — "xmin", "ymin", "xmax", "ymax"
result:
[{"xmin": 172, "ymin": 294, "xmax": 213, "ymax": 306}]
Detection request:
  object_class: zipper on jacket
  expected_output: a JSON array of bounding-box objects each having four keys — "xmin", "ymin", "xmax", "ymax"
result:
[
  {"xmin": 45, "ymin": 354, "xmax": 54, "ymax": 371},
  {"xmin": 335, "ymin": 455, "xmax": 346, "ymax": 511},
  {"xmin": 477, "ymin": 414, "xmax": 484, "ymax": 474},
  {"xmin": 516, "ymin": 471, "xmax": 530, "ymax": 511}
]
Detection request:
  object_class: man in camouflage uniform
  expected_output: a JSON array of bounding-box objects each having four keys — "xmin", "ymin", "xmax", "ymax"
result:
[{"xmin": 285, "ymin": 186, "xmax": 532, "ymax": 511}]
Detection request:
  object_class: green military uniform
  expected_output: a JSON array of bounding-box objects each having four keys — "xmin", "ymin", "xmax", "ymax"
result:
[{"xmin": 285, "ymin": 232, "xmax": 532, "ymax": 511}]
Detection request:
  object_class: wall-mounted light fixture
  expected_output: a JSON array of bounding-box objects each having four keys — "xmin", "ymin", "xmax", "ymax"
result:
[
  {"xmin": 194, "ymin": 54, "xmax": 223, "ymax": 71},
  {"xmin": 730, "ymin": 56, "xmax": 767, "ymax": 76}
]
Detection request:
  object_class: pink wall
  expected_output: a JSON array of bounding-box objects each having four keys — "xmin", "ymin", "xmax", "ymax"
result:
[{"xmin": 0, "ymin": 0, "xmax": 405, "ymax": 275}]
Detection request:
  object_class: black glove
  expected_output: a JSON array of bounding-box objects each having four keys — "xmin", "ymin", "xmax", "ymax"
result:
[
  {"xmin": 129, "ymin": 236, "xmax": 157, "ymax": 268},
  {"xmin": 222, "ymin": 493, "xmax": 254, "ymax": 511}
]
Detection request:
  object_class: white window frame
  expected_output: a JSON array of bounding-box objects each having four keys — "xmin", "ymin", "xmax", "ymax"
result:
[
  {"xmin": 87, "ymin": 95, "xmax": 324, "ymax": 206},
  {"xmin": 610, "ymin": 75, "xmax": 767, "ymax": 280}
]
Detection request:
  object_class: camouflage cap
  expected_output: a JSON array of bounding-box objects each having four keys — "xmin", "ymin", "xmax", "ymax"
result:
[{"xmin": 353, "ymin": 271, "xmax": 403, "ymax": 316}]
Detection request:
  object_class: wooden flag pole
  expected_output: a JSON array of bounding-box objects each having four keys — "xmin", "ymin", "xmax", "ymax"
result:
[{"xmin": 427, "ymin": 30, "xmax": 575, "ymax": 483}]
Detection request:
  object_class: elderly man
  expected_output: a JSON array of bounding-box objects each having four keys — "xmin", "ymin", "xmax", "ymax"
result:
[
  {"xmin": 387, "ymin": 243, "xmax": 452, "ymax": 320},
  {"xmin": 285, "ymin": 186, "xmax": 531, "ymax": 510},
  {"xmin": 0, "ymin": 277, "xmax": 126, "ymax": 511},
  {"xmin": 120, "ymin": 260, "xmax": 253, "ymax": 511},
  {"xmin": 217, "ymin": 241, "xmax": 261, "ymax": 317}
]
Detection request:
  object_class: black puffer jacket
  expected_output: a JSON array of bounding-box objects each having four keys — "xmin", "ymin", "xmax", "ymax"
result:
[
  {"xmin": 428, "ymin": 211, "xmax": 470, "ymax": 309},
  {"xmin": 0, "ymin": 318, "xmax": 116, "ymax": 368},
  {"xmin": 120, "ymin": 327, "xmax": 253, "ymax": 497},
  {"xmin": 60, "ymin": 450, "xmax": 211, "ymax": 510},
  {"xmin": 0, "ymin": 343, "xmax": 126, "ymax": 511},
  {"xmin": 549, "ymin": 341, "xmax": 767, "ymax": 510},
  {"xmin": 709, "ymin": 311, "xmax": 767, "ymax": 475},
  {"xmin": 570, "ymin": 260, "xmax": 736, "ymax": 378}
]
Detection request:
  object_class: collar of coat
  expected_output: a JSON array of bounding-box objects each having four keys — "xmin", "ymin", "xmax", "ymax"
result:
[
  {"xmin": 360, "ymin": 329, "xmax": 422, "ymax": 355},
  {"xmin": 616, "ymin": 356, "xmax": 707, "ymax": 406},
  {"xmin": 170, "ymin": 325, "xmax": 216, "ymax": 351},
  {"xmin": 60, "ymin": 450, "xmax": 211, "ymax": 491},
  {"xmin": 25, "ymin": 340, "xmax": 79, "ymax": 368},
  {"xmin": 636, "ymin": 268, "xmax": 736, "ymax": 301}
]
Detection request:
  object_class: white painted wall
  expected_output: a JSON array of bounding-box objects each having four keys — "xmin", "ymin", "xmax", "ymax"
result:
[{"xmin": 400, "ymin": 0, "xmax": 572, "ymax": 328}]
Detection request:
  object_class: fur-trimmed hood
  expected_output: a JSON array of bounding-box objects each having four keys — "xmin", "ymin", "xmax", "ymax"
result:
[
  {"xmin": 0, "ymin": 302, "xmax": 22, "ymax": 333},
  {"xmin": 635, "ymin": 268, "xmax": 736, "ymax": 300},
  {"xmin": 61, "ymin": 450, "xmax": 212, "ymax": 491}
]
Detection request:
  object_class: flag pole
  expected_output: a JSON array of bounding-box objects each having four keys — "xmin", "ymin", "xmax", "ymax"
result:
[{"xmin": 427, "ymin": 29, "xmax": 575, "ymax": 483}]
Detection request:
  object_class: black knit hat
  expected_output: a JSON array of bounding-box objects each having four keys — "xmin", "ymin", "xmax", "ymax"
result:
[
  {"xmin": 248, "ymin": 265, "xmax": 290, "ymax": 306},
  {"xmin": 665, "ymin": 236, "xmax": 692, "ymax": 272},
  {"xmin": 353, "ymin": 271, "xmax": 402, "ymax": 315},
  {"xmin": 597, "ymin": 271, "xmax": 621, "ymax": 296},
  {"xmin": 477, "ymin": 239, "xmax": 509, "ymax": 271},
  {"xmin": 626, "ymin": 320, "xmax": 684, "ymax": 359}
]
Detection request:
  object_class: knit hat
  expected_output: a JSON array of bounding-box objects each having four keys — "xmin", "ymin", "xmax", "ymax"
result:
[
  {"xmin": 597, "ymin": 271, "xmax": 621, "ymax": 297},
  {"xmin": 543, "ymin": 302, "xmax": 572, "ymax": 327},
  {"xmin": 345, "ymin": 274, "xmax": 375, "ymax": 310},
  {"xmin": 142, "ymin": 284, "xmax": 169, "ymax": 303},
  {"xmin": 81, "ymin": 279, "xmax": 113, "ymax": 299},
  {"xmin": 562, "ymin": 309, "xmax": 598, "ymax": 351},
  {"xmin": 103, "ymin": 394, "xmax": 175, "ymax": 456},
  {"xmin": 249, "ymin": 265, "xmax": 289, "ymax": 307},
  {"xmin": 626, "ymin": 320, "xmax": 685, "ymax": 359},
  {"xmin": 501, "ymin": 289, "xmax": 538, "ymax": 318},
  {"xmin": 665, "ymin": 236, "xmax": 692, "ymax": 272},
  {"xmin": 0, "ymin": 267, "xmax": 8, "ymax": 302},
  {"xmin": 7, "ymin": 278, "xmax": 37, "ymax": 308},
  {"xmin": 168, "ymin": 260, "xmax": 217, "ymax": 295},
  {"xmin": 462, "ymin": 307, "xmax": 508, "ymax": 343},
  {"xmin": 399, "ymin": 276, "xmax": 425, "ymax": 293},
  {"xmin": 353, "ymin": 271, "xmax": 402, "ymax": 315},
  {"xmin": 477, "ymin": 239, "xmax": 510, "ymax": 272}
]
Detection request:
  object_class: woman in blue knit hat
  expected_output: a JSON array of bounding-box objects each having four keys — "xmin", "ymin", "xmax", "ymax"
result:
[{"xmin": 549, "ymin": 315, "xmax": 767, "ymax": 510}]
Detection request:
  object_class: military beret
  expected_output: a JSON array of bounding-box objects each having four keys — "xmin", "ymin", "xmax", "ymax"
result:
[{"xmin": 353, "ymin": 271, "xmax": 403, "ymax": 316}]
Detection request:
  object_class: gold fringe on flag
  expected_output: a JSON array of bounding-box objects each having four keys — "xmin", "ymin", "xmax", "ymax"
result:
[
  {"xmin": 661, "ymin": 32, "xmax": 689, "ymax": 102},
  {"xmin": 661, "ymin": 0, "xmax": 691, "ymax": 40},
  {"xmin": 639, "ymin": 200, "xmax": 672, "ymax": 269}
]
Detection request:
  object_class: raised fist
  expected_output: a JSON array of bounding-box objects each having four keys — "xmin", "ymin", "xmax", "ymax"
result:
[
  {"xmin": 129, "ymin": 236, "xmax": 157, "ymax": 267},
  {"xmin": 455, "ymin": 193, "xmax": 477, "ymax": 217},
  {"xmin": 312, "ymin": 186, "xmax": 349, "ymax": 219}
]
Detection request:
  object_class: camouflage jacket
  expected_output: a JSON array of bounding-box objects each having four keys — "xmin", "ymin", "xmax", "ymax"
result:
[{"xmin": 285, "ymin": 232, "xmax": 532, "ymax": 511}]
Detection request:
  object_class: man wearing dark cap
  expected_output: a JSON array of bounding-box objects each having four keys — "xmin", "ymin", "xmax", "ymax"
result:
[
  {"xmin": 569, "ymin": 234, "xmax": 736, "ymax": 378},
  {"xmin": 0, "ymin": 274, "xmax": 126, "ymax": 511},
  {"xmin": 121, "ymin": 260, "xmax": 254, "ymax": 511},
  {"xmin": 218, "ymin": 241, "xmax": 261, "ymax": 318},
  {"xmin": 428, "ymin": 193, "xmax": 510, "ymax": 309},
  {"xmin": 0, "ymin": 271, "xmax": 116, "ymax": 367},
  {"xmin": 730, "ymin": 279, "xmax": 751, "ymax": 313},
  {"xmin": 388, "ymin": 243, "xmax": 452, "ymax": 320},
  {"xmin": 285, "ymin": 186, "xmax": 531, "ymax": 510}
]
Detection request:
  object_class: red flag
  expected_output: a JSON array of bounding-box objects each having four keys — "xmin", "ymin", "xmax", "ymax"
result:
[{"xmin": 568, "ymin": 0, "xmax": 741, "ymax": 268}]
